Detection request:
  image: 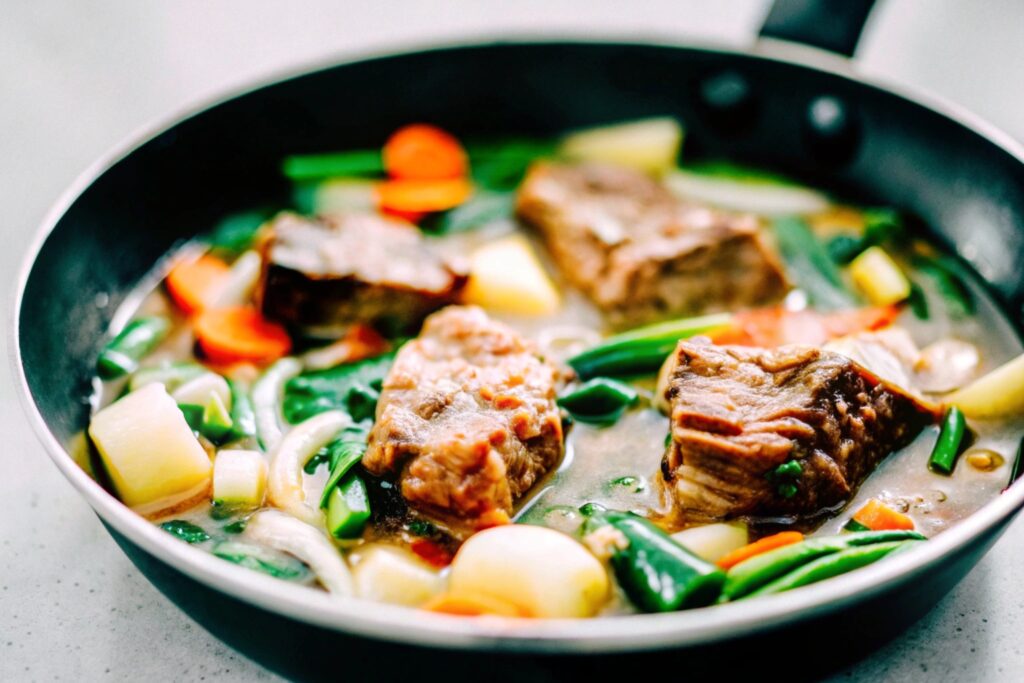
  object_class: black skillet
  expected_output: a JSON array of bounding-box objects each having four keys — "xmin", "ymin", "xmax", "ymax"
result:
[{"xmin": 13, "ymin": 1, "xmax": 1024, "ymax": 680}]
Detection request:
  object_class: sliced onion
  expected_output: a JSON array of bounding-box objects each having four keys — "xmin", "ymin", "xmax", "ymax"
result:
[
  {"xmin": 665, "ymin": 169, "xmax": 830, "ymax": 216},
  {"xmin": 206, "ymin": 250, "xmax": 262, "ymax": 309},
  {"xmin": 252, "ymin": 357, "xmax": 303, "ymax": 452},
  {"xmin": 267, "ymin": 410, "xmax": 350, "ymax": 527},
  {"xmin": 536, "ymin": 325, "xmax": 602, "ymax": 363},
  {"xmin": 244, "ymin": 510, "xmax": 354, "ymax": 596}
]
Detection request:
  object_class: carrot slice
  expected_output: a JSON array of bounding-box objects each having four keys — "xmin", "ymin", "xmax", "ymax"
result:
[
  {"xmin": 423, "ymin": 591, "xmax": 529, "ymax": 618},
  {"xmin": 382, "ymin": 124, "xmax": 468, "ymax": 180},
  {"xmin": 708, "ymin": 304, "xmax": 900, "ymax": 348},
  {"xmin": 165, "ymin": 254, "xmax": 229, "ymax": 314},
  {"xmin": 194, "ymin": 306, "xmax": 292, "ymax": 364},
  {"xmin": 380, "ymin": 206, "xmax": 428, "ymax": 225},
  {"xmin": 376, "ymin": 178, "xmax": 472, "ymax": 214},
  {"xmin": 717, "ymin": 531, "xmax": 805, "ymax": 570},
  {"xmin": 852, "ymin": 499, "xmax": 915, "ymax": 531}
]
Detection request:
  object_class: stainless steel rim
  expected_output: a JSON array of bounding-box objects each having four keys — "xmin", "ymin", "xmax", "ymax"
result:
[{"xmin": 11, "ymin": 36, "xmax": 1024, "ymax": 654}]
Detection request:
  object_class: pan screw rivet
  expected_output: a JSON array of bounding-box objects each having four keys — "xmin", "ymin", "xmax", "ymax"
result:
[
  {"xmin": 804, "ymin": 95, "xmax": 860, "ymax": 164},
  {"xmin": 698, "ymin": 70, "xmax": 756, "ymax": 133}
]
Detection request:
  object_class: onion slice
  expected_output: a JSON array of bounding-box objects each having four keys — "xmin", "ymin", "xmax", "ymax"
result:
[{"xmin": 244, "ymin": 510, "xmax": 354, "ymax": 596}]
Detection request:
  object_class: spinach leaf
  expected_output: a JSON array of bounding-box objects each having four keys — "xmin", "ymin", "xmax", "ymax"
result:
[
  {"xmin": 160, "ymin": 520, "xmax": 210, "ymax": 544},
  {"xmin": 282, "ymin": 353, "xmax": 394, "ymax": 425},
  {"xmin": 212, "ymin": 541, "xmax": 310, "ymax": 580}
]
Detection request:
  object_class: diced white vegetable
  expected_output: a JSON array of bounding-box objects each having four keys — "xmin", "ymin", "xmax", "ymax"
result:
[
  {"xmin": 849, "ymin": 246, "xmax": 911, "ymax": 305},
  {"xmin": 559, "ymin": 117, "xmax": 683, "ymax": 175},
  {"xmin": 171, "ymin": 371, "xmax": 232, "ymax": 409},
  {"xmin": 448, "ymin": 525, "xmax": 608, "ymax": 618},
  {"xmin": 244, "ymin": 510, "xmax": 353, "ymax": 596},
  {"xmin": 825, "ymin": 328, "xmax": 920, "ymax": 391},
  {"xmin": 313, "ymin": 178, "xmax": 378, "ymax": 215},
  {"xmin": 670, "ymin": 522, "xmax": 748, "ymax": 563},
  {"xmin": 88, "ymin": 383, "xmax": 211, "ymax": 513},
  {"xmin": 664, "ymin": 169, "xmax": 830, "ymax": 216},
  {"xmin": 463, "ymin": 235, "xmax": 560, "ymax": 315},
  {"xmin": 353, "ymin": 545, "xmax": 444, "ymax": 606},
  {"xmin": 213, "ymin": 449, "xmax": 267, "ymax": 507},
  {"xmin": 947, "ymin": 352, "xmax": 1024, "ymax": 418},
  {"xmin": 252, "ymin": 357, "xmax": 303, "ymax": 452},
  {"xmin": 267, "ymin": 410, "xmax": 350, "ymax": 527},
  {"xmin": 206, "ymin": 250, "xmax": 262, "ymax": 309}
]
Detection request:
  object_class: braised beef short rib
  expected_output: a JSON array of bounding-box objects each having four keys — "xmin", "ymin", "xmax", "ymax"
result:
[
  {"xmin": 362, "ymin": 306, "xmax": 566, "ymax": 533},
  {"xmin": 660, "ymin": 339, "xmax": 937, "ymax": 521},
  {"xmin": 516, "ymin": 162, "xmax": 788, "ymax": 328}
]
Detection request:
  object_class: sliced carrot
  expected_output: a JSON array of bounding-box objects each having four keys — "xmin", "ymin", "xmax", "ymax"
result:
[
  {"xmin": 304, "ymin": 324, "xmax": 390, "ymax": 369},
  {"xmin": 165, "ymin": 254, "xmax": 229, "ymax": 314},
  {"xmin": 194, "ymin": 306, "xmax": 292, "ymax": 364},
  {"xmin": 376, "ymin": 178, "xmax": 472, "ymax": 215},
  {"xmin": 717, "ymin": 531, "xmax": 805, "ymax": 570},
  {"xmin": 423, "ymin": 591, "xmax": 529, "ymax": 618},
  {"xmin": 382, "ymin": 124, "xmax": 468, "ymax": 180},
  {"xmin": 852, "ymin": 499, "xmax": 915, "ymax": 531},
  {"xmin": 380, "ymin": 206, "xmax": 428, "ymax": 225},
  {"xmin": 410, "ymin": 538, "xmax": 454, "ymax": 568},
  {"xmin": 708, "ymin": 304, "xmax": 900, "ymax": 348}
]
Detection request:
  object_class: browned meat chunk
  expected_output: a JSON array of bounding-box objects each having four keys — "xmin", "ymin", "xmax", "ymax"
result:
[
  {"xmin": 362, "ymin": 306, "xmax": 565, "ymax": 531},
  {"xmin": 516, "ymin": 162, "xmax": 789, "ymax": 328},
  {"xmin": 660, "ymin": 340, "xmax": 937, "ymax": 522},
  {"xmin": 258, "ymin": 212, "xmax": 467, "ymax": 337}
]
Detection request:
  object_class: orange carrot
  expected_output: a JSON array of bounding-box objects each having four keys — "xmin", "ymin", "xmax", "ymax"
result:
[
  {"xmin": 409, "ymin": 538, "xmax": 454, "ymax": 568},
  {"xmin": 303, "ymin": 324, "xmax": 390, "ymax": 369},
  {"xmin": 422, "ymin": 592, "xmax": 529, "ymax": 618},
  {"xmin": 376, "ymin": 178, "xmax": 472, "ymax": 215},
  {"xmin": 852, "ymin": 499, "xmax": 915, "ymax": 531},
  {"xmin": 709, "ymin": 304, "xmax": 900, "ymax": 348},
  {"xmin": 380, "ymin": 206, "xmax": 428, "ymax": 225},
  {"xmin": 717, "ymin": 531, "xmax": 805, "ymax": 570},
  {"xmin": 194, "ymin": 306, "xmax": 292, "ymax": 364},
  {"xmin": 165, "ymin": 254, "xmax": 229, "ymax": 314},
  {"xmin": 382, "ymin": 124, "xmax": 468, "ymax": 180},
  {"xmin": 474, "ymin": 509, "xmax": 511, "ymax": 531}
]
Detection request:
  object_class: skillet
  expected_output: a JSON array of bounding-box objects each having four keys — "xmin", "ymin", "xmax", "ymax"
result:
[{"xmin": 13, "ymin": 0, "xmax": 1024, "ymax": 679}]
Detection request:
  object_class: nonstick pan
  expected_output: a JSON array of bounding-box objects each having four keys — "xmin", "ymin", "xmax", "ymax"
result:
[{"xmin": 13, "ymin": 1, "xmax": 1024, "ymax": 680}]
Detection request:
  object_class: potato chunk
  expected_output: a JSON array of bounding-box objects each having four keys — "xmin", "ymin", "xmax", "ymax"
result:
[{"xmin": 89, "ymin": 383, "xmax": 211, "ymax": 513}]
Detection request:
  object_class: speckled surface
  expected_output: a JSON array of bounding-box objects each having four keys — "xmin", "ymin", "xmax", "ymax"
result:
[{"xmin": 4, "ymin": 2, "xmax": 1024, "ymax": 681}]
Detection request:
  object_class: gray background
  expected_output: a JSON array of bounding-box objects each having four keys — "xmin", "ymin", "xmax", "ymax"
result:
[{"xmin": 3, "ymin": 1, "xmax": 1024, "ymax": 680}]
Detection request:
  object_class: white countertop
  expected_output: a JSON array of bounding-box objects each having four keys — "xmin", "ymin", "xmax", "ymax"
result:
[{"xmin": 3, "ymin": 1, "xmax": 1024, "ymax": 680}]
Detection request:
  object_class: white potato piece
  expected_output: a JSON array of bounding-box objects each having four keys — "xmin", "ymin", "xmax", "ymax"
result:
[
  {"xmin": 463, "ymin": 235, "xmax": 560, "ymax": 315},
  {"xmin": 267, "ymin": 410, "xmax": 350, "ymax": 527},
  {"xmin": 88, "ymin": 383, "xmax": 212, "ymax": 512},
  {"xmin": 244, "ymin": 510, "xmax": 353, "ymax": 596},
  {"xmin": 448, "ymin": 525, "xmax": 608, "ymax": 618},
  {"xmin": 559, "ymin": 117, "xmax": 683, "ymax": 175},
  {"xmin": 947, "ymin": 352, "xmax": 1024, "ymax": 418},
  {"xmin": 213, "ymin": 449, "xmax": 267, "ymax": 507},
  {"xmin": 353, "ymin": 545, "xmax": 445, "ymax": 606},
  {"xmin": 849, "ymin": 246, "xmax": 911, "ymax": 306},
  {"xmin": 665, "ymin": 169, "xmax": 830, "ymax": 216},
  {"xmin": 670, "ymin": 522, "xmax": 748, "ymax": 563},
  {"xmin": 171, "ymin": 371, "xmax": 232, "ymax": 409},
  {"xmin": 312, "ymin": 178, "xmax": 378, "ymax": 215}
]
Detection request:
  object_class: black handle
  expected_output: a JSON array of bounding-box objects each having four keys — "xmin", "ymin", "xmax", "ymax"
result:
[{"xmin": 759, "ymin": 0, "xmax": 877, "ymax": 58}]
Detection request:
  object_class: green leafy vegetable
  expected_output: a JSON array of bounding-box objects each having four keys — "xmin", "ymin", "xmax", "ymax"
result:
[
  {"xmin": 557, "ymin": 378, "xmax": 639, "ymax": 425},
  {"xmin": 907, "ymin": 281, "xmax": 930, "ymax": 320},
  {"xmin": 318, "ymin": 425, "xmax": 371, "ymax": 509},
  {"xmin": 160, "ymin": 520, "xmax": 210, "ymax": 544},
  {"xmin": 212, "ymin": 540, "xmax": 310, "ymax": 580},
  {"xmin": 914, "ymin": 254, "xmax": 975, "ymax": 317},
  {"xmin": 225, "ymin": 379, "xmax": 257, "ymax": 443},
  {"xmin": 773, "ymin": 216, "xmax": 858, "ymax": 310},
  {"xmin": 326, "ymin": 474, "xmax": 371, "ymax": 539},
  {"xmin": 421, "ymin": 191, "xmax": 515, "ymax": 234},
  {"xmin": 208, "ymin": 209, "xmax": 273, "ymax": 255},
  {"xmin": 466, "ymin": 139, "xmax": 556, "ymax": 190},
  {"xmin": 826, "ymin": 208, "xmax": 903, "ymax": 264},
  {"xmin": 282, "ymin": 353, "xmax": 394, "ymax": 425}
]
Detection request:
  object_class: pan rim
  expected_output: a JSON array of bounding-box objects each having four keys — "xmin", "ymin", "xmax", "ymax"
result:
[{"xmin": 11, "ymin": 36, "xmax": 1024, "ymax": 654}]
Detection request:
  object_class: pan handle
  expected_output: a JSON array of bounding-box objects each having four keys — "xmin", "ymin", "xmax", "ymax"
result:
[{"xmin": 759, "ymin": 0, "xmax": 876, "ymax": 58}]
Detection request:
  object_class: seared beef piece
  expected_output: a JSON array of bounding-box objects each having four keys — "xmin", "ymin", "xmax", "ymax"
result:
[
  {"xmin": 258, "ymin": 212, "xmax": 467, "ymax": 337},
  {"xmin": 362, "ymin": 306, "xmax": 565, "ymax": 532},
  {"xmin": 660, "ymin": 340, "xmax": 937, "ymax": 522},
  {"xmin": 516, "ymin": 162, "xmax": 788, "ymax": 328}
]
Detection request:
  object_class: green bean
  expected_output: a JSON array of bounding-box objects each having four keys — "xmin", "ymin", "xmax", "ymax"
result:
[
  {"xmin": 720, "ymin": 530, "xmax": 925, "ymax": 601},
  {"xmin": 129, "ymin": 362, "xmax": 206, "ymax": 393},
  {"xmin": 773, "ymin": 216, "xmax": 858, "ymax": 310},
  {"xmin": 581, "ymin": 504, "xmax": 725, "ymax": 612},
  {"xmin": 281, "ymin": 150, "xmax": 383, "ymax": 181},
  {"xmin": 557, "ymin": 378, "xmax": 639, "ymax": 425},
  {"xmin": 567, "ymin": 313, "xmax": 733, "ymax": 379},
  {"xmin": 97, "ymin": 317, "xmax": 170, "ymax": 379},
  {"xmin": 928, "ymin": 406, "xmax": 968, "ymax": 475},
  {"xmin": 225, "ymin": 379, "xmax": 257, "ymax": 443},
  {"xmin": 740, "ymin": 540, "xmax": 919, "ymax": 599}
]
